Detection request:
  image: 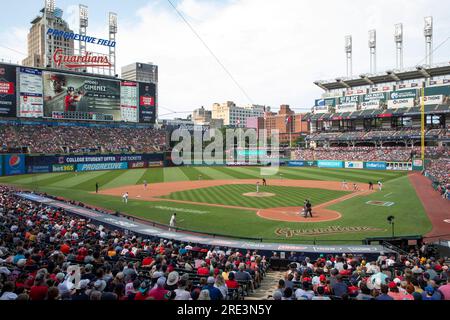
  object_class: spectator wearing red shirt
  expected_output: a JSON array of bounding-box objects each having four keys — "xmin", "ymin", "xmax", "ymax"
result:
[
  {"xmin": 134, "ymin": 281, "xmax": 151, "ymax": 300},
  {"xmin": 197, "ymin": 262, "xmax": 210, "ymax": 276},
  {"xmin": 29, "ymin": 275, "xmax": 48, "ymax": 301},
  {"xmin": 148, "ymin": 277, "xmax": 169, "ymax": 300},
  {"xmin": 225, "ymin": 272, "xmax": 239, "ymax": 289}
]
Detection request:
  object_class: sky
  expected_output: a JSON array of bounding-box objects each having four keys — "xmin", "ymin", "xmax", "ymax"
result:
[{"xmin": 0, "ymin": 0, "xmax": 449, "ymax": 119}]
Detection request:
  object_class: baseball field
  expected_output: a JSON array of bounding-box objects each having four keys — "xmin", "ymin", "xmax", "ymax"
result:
[{"xmin": 0, "ymin": 166, "xmax": 432, "ymax": 243}]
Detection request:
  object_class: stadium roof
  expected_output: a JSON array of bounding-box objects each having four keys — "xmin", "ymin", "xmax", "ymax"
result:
[{"xmin": 314, "ymin": 62, "xmax": 450, "ymax": 91}]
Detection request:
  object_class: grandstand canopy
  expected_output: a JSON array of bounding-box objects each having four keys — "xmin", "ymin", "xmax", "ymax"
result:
[{"xmin": 314, "ymin": 63, "xmax": 450, "ymax": 91}]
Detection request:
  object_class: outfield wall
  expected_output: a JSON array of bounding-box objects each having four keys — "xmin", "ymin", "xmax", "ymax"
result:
[
  {"xmin": 287, "ymin": 159, "xmax": 424, "ymax": 171},
  {"xmin": 0, "ymin": 153, "xmax": 424, "ymax": 176},
  {"xmin": 0, "ymin": 153, "xmax": 165, "ymax": 176}
]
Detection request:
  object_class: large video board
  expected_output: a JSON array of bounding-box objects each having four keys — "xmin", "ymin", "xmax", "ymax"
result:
[
  {"xmin": 0, "ymin": 64, "xmax": 17, "ymax": 117},
  {"xmin": 43, "ymin": 71, "xmax": 121, "ymax": 121}
]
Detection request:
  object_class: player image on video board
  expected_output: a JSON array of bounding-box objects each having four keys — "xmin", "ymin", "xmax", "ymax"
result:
[
  {"xmin": 139, "ymin": 82, "xmax": 156, "ymax": 123},
  {"xmin": 43, "ymin": 71, "xmax": 121, "ymax": 121}
]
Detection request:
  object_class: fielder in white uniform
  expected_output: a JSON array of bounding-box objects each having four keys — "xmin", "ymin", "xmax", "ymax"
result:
[
  {"xmin": 256, "ymin": 182, "xmax": 260, "ymax": 193},
  {"xmin": 169, "ymin": 213, "xmax": 176, "ymax": 231},
  {"xmin": 122, "ymin": 192, "xmax": 129, "ymax": 204},
  {"xmin": 378, "ymin": 181, "xmax": 383, "ymax": 191}
]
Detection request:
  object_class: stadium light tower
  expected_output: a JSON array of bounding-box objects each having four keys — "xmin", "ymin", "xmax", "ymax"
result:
[
  {"xmin": 109, "ymin": 12, "xmax": 118, "ymax": 77},
  {"xmin": 345, "ymin": 35, "xmax": 353, "ymax": 77},
  {"xmin": 79, "ymin": 5, "xmax": 88, "ymax": 60},
  {"xmin": 369, "ymin": 30, "xmax": 377, "ymax": 74},
  {"xmin": 424, "ymin": 16, "xmax": 433, "ymax": 66},
  {"xmin": 394, "ymin": 23, "xmax": 404, "ymax": 70}
]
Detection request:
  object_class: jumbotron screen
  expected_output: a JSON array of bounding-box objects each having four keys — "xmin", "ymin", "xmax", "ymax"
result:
[{"xmin": 43, "ymin": 71, "xmax": 124, "ymax": 122}]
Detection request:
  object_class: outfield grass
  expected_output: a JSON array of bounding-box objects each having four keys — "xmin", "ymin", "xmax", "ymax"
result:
[
  {"xmin": 0, "ymin": 166, "xmax": 432, "ymax": 243},
  {"xmin": 160, "ymin": 184, "xmax": 350, "ymax": 209}
]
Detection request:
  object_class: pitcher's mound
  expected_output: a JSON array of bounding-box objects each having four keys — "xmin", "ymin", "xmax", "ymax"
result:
[{"xmin": 243, "ymin": 192, "xmax": 275, "ymax": 198}]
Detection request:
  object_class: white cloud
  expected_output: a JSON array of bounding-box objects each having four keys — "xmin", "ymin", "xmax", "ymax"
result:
[{"xmin": 115, "ymin": 0, "xmax": 450, "ymax": 117}]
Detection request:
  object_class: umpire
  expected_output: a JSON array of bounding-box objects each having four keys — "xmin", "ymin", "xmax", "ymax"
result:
[{"xmin": 305, "ymin": 200, "xmax": 312, "ymax": 218}]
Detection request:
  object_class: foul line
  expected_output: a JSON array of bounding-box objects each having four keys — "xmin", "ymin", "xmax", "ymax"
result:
[{"xmin": 384, "ymin": 192, "xmax": 394, "ymax": 198}]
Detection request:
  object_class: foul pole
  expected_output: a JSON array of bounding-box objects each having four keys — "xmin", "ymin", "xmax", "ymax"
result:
[{"xmin": 421, "ymin": 87, "xmax": 425, "ymax": 161}]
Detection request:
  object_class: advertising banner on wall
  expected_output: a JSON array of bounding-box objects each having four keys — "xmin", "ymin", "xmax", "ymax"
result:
[
  {"xmin": 18, "ymin": 67, "xmax": 44, "ymax": 118},
  {"xmin": 324, "ymin": 98, "xmax": 336, "ymax": 107},
  {"xmin": 52, "ymin": 164, "xmax": 75, "ymax": 172},
  {"xmin": 345, "ymin": 161, "xmax": 364, "ymax": 169},
  {"xmin": 77, "ymin": 162, "xmax": 128, "ymax": 172},
  {"xmin": 386, "ymin": 162, "xmax": 412, "ymax": 171},
  {"xmin": 317, "ymin": 160, "xmax": 344, "ymax": 168},
  {"xmin": 287, "ymin": 161, "xmax": 317, "ymax": 167},
  {"xmin": 27, "ymin": 165, "xmax": 51, "ymax": 174},
  {"xmin": 364, "ymin": 161, "xmax": 387, "ymax": 170},
  {"xmin": 0, "ymin": 64, "xmax": 17, "ymax": 117},
  {"xmin": 4, "ymin": 154, "xmax": 26, "ymax": 176},
  {"xmin": 120, "ymin": 81, "xmax": 138, "ymax": 122},
  {"xmin": 387, "ymin": 98, "xmax": 415, "ymax": 109},
  {"xmin": 360, "ymin": 101, "xmax": 380, "ymax": 110},
  {"xmin": 420, "ymin": 95, "xmax": 444, "ymax": 105},
  {"xmin": 371, "ymin": 86, "xmax": 393, "ymax": 93},
  {"xmin": 363, "ymin": 92, "xmax": 387, "ymax": 102},
  {"xmin": 138, "ymin": 83, "xmax": 156, "ymax": 123},
  {"xmin": 390, "ymin": 89, "xmax": 418, "ymax": 100},
  {"xmin": 313, "ymin": 105, "xmax": 328, "ymax": 114},
  {"xmin": 43, "ymin": 71, "xmax": 121, "ymax": 121},
  {"xmin": 336, "ymin": 103, "xmax": 358, "ymax": 112},
  {"xmin": 338, "ymin": 96, "xmax": 361, "ymax": 104}
]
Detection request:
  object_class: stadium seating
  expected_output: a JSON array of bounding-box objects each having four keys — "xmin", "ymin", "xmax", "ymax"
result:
[{"xmin": 0, "ymin": 125, "xmax": 167, "ymax": 154}]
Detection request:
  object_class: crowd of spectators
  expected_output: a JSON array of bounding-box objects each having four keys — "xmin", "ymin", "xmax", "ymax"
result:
[
  {"xmin": 0, "ymin": 125, "xmax": 167, "ymax": 154},
  {"xmin": 271, "ymin": 251, "xmax": 450, "ymax": 300},
  {"xmin": 293, "ymin": 146, "xmax": 449, "ymax": 162},
  {"xmin": 0, "ymin": 186, "xmax": 267, "ymax": 301},
  {"xmin": 309, "ymin": 128, "xmax": 448, "ymax": 142}
]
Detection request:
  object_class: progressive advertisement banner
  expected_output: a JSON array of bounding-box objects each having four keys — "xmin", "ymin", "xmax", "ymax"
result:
[
  {"xmin": 317, "ymin": 160, "xmax": 344, "ymax": 168},
  {"xmin": 345, "ymin": 161, "xmax": 364, "ymax": 169},
  {"xmin": 4, "ymin": 154, "xmax": 26, "ymax": 175},
  {"xmin": 0, "ymin": 64, "xmax": 17, "ymax": 117},
  {"xmin": 138, "ymin": 82, "xmax": 156, "ymax": 123},
  {"xmin": 76, "ymin": 162, "xmax": 128, "ymax": 172},
  {"xmin": 364, "ymin": 161, "xmax": 387, "ymax": 170},
  {"xmin": 18, "ymin": 67, "xmax": 44, "ymax": 118}
]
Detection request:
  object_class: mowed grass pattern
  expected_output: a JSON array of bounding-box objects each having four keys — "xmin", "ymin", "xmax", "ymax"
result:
[
  {"xmin": 160, "ymin": 184, "xmax": 350, "ymax": 209},
  {"xmin": 0, "ymin": 166, "xmax": 431, "ymax": 242}
]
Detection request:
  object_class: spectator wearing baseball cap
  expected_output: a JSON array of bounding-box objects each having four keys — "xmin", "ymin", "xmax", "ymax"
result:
[
  {"xmin": 148, "ymin": 277, "xmax": 169, "ymax": 300},
  {"xmin": 422, "ymin": 285, "xmax": 441, "ymax": 300},
  {"xmin": 202, "ymin": 276, "xmax": 223, "ymax": 300}
]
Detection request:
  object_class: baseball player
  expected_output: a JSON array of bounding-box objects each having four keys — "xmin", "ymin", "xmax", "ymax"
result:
[
  {"xmin": 378, "ymin": 180, "xmax": 383, "ymax": 191},
  {"xmin": 169, "ymin": 213, "xmax": 176, "ymax": 231},
  {"xmin": 143, "ymin": 180, "xmax": 148, "ymax": 190},
  {"xmin": 122, "ymin": 192, "xmax": 129, "ymax": 204},
  {"xmin": 256, "ymin": 182, "xmax": 260, "ymax": 193},
  {"xmin": 262, "ymin": 178, "xmax": 267, "ymax": 187},
  {"xmin": 353, "ymin": 183, "xmax": 359, "ymax": 191},
  {"xmin": 342, "ymin": 180, "xmax": 349, "ymax": 190}
]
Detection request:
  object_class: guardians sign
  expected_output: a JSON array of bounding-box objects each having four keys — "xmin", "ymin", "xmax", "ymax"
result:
[{"xmin": 275, "ymin": 226, "xmax": 384, "ymax": 238}]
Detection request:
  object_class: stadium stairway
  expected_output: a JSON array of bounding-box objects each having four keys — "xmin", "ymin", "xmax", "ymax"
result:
[{"xmin": 245, "ymin": 270, "xmax": 285, "ymax": 300}]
